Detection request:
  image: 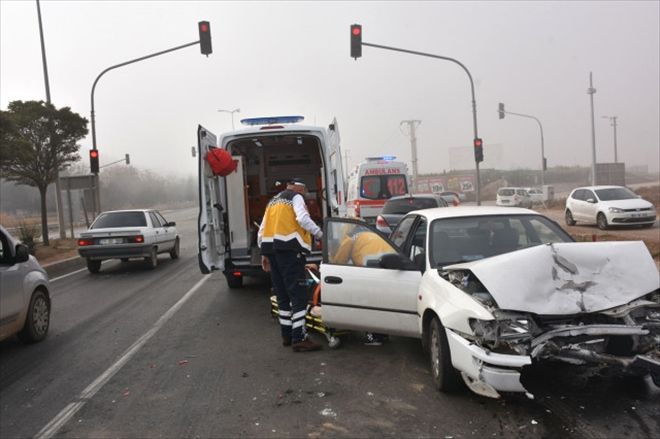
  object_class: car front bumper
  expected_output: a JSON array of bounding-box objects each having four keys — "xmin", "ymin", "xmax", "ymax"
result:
[
  {"xmin": 78, "ymin": 243, "xmax": 152, "ymax": 260},
  {"xmin": 445, "ymin": 328, "xmax": 532, "ymax": 398},
  {"xmin": 606, "ymin": 211, "xmax": 656, "ymax": 225}
]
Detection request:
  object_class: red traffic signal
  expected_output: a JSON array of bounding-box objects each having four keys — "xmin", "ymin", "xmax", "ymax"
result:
[
  {"xmin": 90, "ymin": 149, "xmax": 100, "ymax": 173},
  {"xmin": 199, "ymin": 21, "xmax": 212, "ymax": 56},
  {"xmin": 350, "ymin": 24, "xmax": 362, "ymax": 59},
  {"xmin": 473, "ymin": 138, "xmax": 484, "ymax": 163}
]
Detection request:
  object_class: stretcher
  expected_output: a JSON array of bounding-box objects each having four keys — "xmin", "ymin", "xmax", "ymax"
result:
[{"xmin": 270, "ymin": 268, "xmax": 347, "ymax": 349}]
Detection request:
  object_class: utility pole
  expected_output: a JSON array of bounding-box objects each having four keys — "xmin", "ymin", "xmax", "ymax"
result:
[
  {"xmin": 587, "ymin": 72, "xmax": 598, "ymax": 185},
  {"xmin": 602, "ymin": 115, "xmax": 618, "ymax": 163},
  {"xmin": 401, "ymin": 120, "xmax": 421, "ymax": 193},
  {"xmin": 36, "ymin": 0, "xmax": 66, "ymax": 240},
  {"xmin": 343, "ymin": 149, "xmax": 351, "ymax": 177}
]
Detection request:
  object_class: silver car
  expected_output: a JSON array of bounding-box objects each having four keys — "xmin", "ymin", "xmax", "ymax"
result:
[{"xmin": 0, "ymin": 225, "xmax": 51, "ymax": 343}]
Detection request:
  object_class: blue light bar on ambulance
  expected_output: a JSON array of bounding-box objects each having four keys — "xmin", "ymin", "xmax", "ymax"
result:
[
  {"xmin": 240, "ymin": 116, "xmax": 305, "ymax": 126},
  {"xmin": 366, "ymin": 156, "xmax": 396, "ymax": 161}
]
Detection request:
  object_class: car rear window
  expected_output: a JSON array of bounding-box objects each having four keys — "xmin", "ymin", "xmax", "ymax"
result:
[
  {"xmin": 382, "ymin": 197, "xmax": 438, "ymax": 214},
  {"xmin": 498, "ymin": 189, "xmax": 515, "ymax": 196},
  {"xmin": 92, "ymin": 212, "xmax": 147, "ymax": 229}
]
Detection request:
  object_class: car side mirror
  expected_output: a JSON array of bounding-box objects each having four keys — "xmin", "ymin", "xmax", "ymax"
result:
[
  {"xmin": 379, "ymin": 253, "xmax": 416, "ymax": 270},
  {"xmin": 586, "ymin": 198, "xmax": 596, "ymax": 203},
  {"xmin": 166, "ymin": 221, "xmax": 176, "ymax": 227},
  {"xmin": 15, "ymin": 244, "xmax": 30, "ymax": 263}
]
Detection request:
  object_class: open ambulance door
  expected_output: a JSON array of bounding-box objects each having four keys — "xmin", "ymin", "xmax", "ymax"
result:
[
  {"xmin": 197, "ymin": 125, "xmax": 226, "ymax": 274},
  {"xmin": 327, "ymin": 118, "xmax": 346, "ymax": 217}
]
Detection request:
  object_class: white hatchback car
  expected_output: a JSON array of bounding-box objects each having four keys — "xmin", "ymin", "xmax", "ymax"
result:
[
  {"xmin": 0, "ymin": 225, "xmax": 51, "ymax": 343},
  {"xmin": 78, "ymin": 209, "xmax": 180, "ymax": 273},
  {"xmin": 565, "ymin": 186, "xmax": 656, "ymax": 230},
  {"xmin": 320, "ymin": 207, "xmax": 660, "ymax": 398},
  {"xmin": 496, "ymin": 187, "xmax": 532, "ymax": 208}
]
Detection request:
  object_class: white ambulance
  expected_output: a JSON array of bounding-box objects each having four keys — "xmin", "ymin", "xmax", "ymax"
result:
[
  {"xmin": 197, "ymin": 116, "xmax": 345, "ymax": 288},
  {"xmin": 345, "ymin": 157, "xmax": 410, "ymax": 224}
]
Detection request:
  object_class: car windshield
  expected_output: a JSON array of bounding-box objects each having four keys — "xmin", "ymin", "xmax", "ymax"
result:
[
  {"xmin": 429, "ymin": 214, "xmax": 573, "ymax": 267},
  {"xmin": 595, "ymin": 187, "xmax": 638, "ymax": 201},
  {"xmin": 91, "ymin": 211, "xmax": 147, "ymax": 229},
  {"xmin": 498, "ymin": 189, "xmax": 515, "ymax": 196},
  {"xmin": 382, "ymin": 197, "xmax": 437, "ymax": 214}
]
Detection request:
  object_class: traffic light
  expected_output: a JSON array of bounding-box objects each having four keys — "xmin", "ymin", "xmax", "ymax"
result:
[
  {"xmin": 474, "ymin": 138, "xmax": 484, "ymax": 163},
  {"xmin": 90, "ymin": 149, "xmax": 99, "ymax": 173},
  {"xmin": 350, "ymin": 24, "xmax": 362, "ymax": 59},
  {"xmin": 199, "ymin": 21, "xmax": 212, "ymax": 56},
  {"xmin": 498, "ymin": 103, "xmax": 505, "ymax": 119},
  {"xmin": 125, "ymin": 153, "xmax": 130, "ymax": 165}
]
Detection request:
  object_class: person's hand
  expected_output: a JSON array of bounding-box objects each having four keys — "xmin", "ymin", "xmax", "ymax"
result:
[
  {"xmin": 261, "ymin": 255, "xmax": 270, "ymax": 272},
  {"xmin": 305, "ymin": 263, "xmax": 319, "ymax": 272}
]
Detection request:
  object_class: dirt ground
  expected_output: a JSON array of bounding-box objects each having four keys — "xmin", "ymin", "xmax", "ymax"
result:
[
  {"xmin": 34, "ymin": 238, "xmax": 79, "ymax": 265},
  {"xmin": 536, "ymin": 206, "xmax": 660, "ymax": 266}
]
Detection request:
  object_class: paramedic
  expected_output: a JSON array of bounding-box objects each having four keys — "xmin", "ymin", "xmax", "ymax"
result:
[{"xmin": 259, "ymin": 178, "xmax": 324, "ymax": 352}]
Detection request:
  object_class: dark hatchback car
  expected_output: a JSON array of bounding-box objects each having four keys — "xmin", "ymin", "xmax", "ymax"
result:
[{"xmin": 375, "ymin": 194, "xmax": 449, "ymax": 235}]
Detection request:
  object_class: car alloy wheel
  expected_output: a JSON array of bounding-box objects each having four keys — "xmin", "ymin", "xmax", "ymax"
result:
[
  {"xmin": 18, "ymin": 289, "xmax": 50, "ymax": 343},
  {"xmin": 597, "ymin": 213, "xmax": 609, "ymax": 230}
]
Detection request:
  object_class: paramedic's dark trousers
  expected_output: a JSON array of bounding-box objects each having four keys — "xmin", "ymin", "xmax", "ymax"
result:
[{"xmin": 267, "ymin": 251, "xmax": 308, "ymax": 343}]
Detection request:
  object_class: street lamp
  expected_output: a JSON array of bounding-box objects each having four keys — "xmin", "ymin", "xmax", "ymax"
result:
[
  {"xmin": 498, "ymin": 103, "xmax": 546, "ymax": 186},
  {"xmin": 587, "ymin": 72, "xmax": 597, "ymax": 185},
  {"xmin": 218, "ymin": 108, "xmax": 240, "ymax": 130},
  {"xmin": 601, "ymin": 115, "xmax": 619, "ymax": 163}
]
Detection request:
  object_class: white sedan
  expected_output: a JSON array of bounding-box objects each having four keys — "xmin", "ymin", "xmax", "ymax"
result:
[
  {"xmin": 78, "ymin": 209, "xmax": 180, "ymax": 273},
  {"xmin": 320, "ymin": 206, "xmax": 660, "ymax": 398},
  {"xmin": 565, "ymin": 185, "xmax": 656, "ymax": 229}
]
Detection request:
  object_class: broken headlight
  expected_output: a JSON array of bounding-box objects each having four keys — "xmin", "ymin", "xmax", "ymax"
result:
[{"xmin": 469, "ymin": 312, "xmax": 536, "ymax": 352}]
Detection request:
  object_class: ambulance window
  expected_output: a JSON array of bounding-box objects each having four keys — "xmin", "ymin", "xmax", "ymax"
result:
[
  {"xmin": 386, "ymin": 175, "xmax": 407, "ymax": 196},
  {"xmin": 361, "ymin": 176, "xmax": 382, "ymax": 199}
]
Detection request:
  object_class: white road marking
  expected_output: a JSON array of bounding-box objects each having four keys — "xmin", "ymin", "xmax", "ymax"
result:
[
  {"xmin": 34, "ymin": 274, "xmax": 212, "ymax": 439},
  {"xmin": 50, "ymin": 261, "xmax": 111, "ymax": 282}
]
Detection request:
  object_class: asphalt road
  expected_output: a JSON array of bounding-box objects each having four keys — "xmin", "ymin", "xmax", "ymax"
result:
[{"xmin": 1, "ymin": 207, "xmax": 658, "ymax": 438}]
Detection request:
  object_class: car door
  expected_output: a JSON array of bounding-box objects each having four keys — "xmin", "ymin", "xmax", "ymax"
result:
[
  {"xmin": 569, "ymin": 189, "xmax": 586, "ymax": 220},
  {"xmin": 197, "ymin": 125, "xmax": 227, "ymax": 273},
  {"xmin": 582, "ymin": 189, "xmax": 600, "ymax": 223},
  {"xmin": 148, "ymin": 212, "xmax": 167, "ymax": 248},
  {"xmin": 0, "ymin": 230, "xmax": 23, "ymax": 337},
  {"xmin": 320, "ymin": 217, "xmax": 422, "ymax": 337},
  {"xmin": 326, "ymin": 118, "xmax": 346, "ymax": 217},
  {"xmin": 156, "ymin": 211, "xmax": 176, "ymax": 250}
]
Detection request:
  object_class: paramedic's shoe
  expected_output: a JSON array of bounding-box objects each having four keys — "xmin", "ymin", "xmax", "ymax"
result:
[
  {"xmin": 292, "ymin": 338, "xmax": 322, "ymax": 352},
  {"xmin": 282, "ymin": 336, "xmax": 292, "ymax": 347}
]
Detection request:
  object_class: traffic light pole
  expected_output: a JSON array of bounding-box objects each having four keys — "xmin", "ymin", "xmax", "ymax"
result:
[
  {"xmin": 90, "ymin": 40, "xmax": 200, "ymax": 215},
  {"xmin": 361, "ymin": 42, "xmax": 482, "ymax": 205},
  {"xmin": 500, "ymin": 110, "xmax": 546, "ymax": 186}
]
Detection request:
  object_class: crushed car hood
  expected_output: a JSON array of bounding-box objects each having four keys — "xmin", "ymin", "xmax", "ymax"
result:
[{"xmin": 446, "ymin": 241, "xmax": 659, "ymax": 315}]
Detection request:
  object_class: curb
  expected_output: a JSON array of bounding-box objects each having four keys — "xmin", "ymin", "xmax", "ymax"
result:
[{"xmin": 42, "ymin": 256, "xmax": 86, "ymax": 278}]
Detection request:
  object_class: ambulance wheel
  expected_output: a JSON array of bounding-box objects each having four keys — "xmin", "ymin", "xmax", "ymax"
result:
[
  {"xmin": 225, "ymin": 273, "xmax": 243, "ymax": 289},
  {"xmin": 328, "ymin": 336, "xmax": 341, "ymax": 349}
]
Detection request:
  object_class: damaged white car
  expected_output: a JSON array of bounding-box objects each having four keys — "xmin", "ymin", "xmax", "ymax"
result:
[{"xmin": 320, "ymin": 207, "xmax": 660, "ymax": 398}]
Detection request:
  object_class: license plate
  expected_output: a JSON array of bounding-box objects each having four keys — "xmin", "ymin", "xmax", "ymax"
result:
[{"xmin": 99, "ymin": 238, "xmax": 124, "ymax": 245}]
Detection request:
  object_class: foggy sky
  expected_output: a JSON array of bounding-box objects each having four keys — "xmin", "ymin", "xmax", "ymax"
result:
[{"xmin": 1, "ymin": 1, "xmax": 659, "ymax": 177}]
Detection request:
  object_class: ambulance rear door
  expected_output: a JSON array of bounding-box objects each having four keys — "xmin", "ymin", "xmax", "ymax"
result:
[
  {"xmin": 197, "ymin": 125, "xmax": 226, "ymax": 274},
  {"xmin": 326, "ymin": 118, "xmax": 346, "ymax": 217}
]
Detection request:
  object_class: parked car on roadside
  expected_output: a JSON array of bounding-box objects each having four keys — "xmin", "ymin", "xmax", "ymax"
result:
[
  {"xmin": 375, "ymin": 194, "xmax": 448, "ymax": 235},
  {"xmin": 496, "ymin": 187, "xmax": 532, "ymax": 208},
  {"xmin": 78, "ymin": 209, "xmax": 180, "ymax": 273},
  {"xmin": 436, "ymin": 191, "xmax": 462, "ymax": 206},
  {"xmin": 565, "ymin": 185, "xmax": 657, "ymax": 230},
  {"xmin": 0, "ymin": 225, "xmax": 51, "ymax": 343},
  {"xmin": 320, "ymin": 207, "xmax": 660, "ymax": 398}
]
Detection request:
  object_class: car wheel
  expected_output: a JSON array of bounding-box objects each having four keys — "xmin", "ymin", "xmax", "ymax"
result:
[
  {"xmin": 565, "ymin": 209, "xmax": 576, "ymax": 226},
  {"xmin": 429, "ymin": 317, "xmax": 460, "ymax": 392},
  {"xmin": 17, "ymin": 289, "xmax": 50, "ymax": 343},
  {"xmin": 145, "ymin": 247, "xmax": 158, "ymax": 269},
  {"xmin": 169, "ymin": 238, "xmax": 180, "ymax": 259},
  {"xmin": 87, "ymin": 259, "xmax": 102, "ymax": 273},
  {"xmin": 642, "ymin": 223, "xmax": 654, "ymax": 229},
  {"xmin": 225, "ymin": 273, "xmax": 243, "ymax": 289},
  {"xmin": 597, "ymin": 213, "xmax": 609, "ymax": 230}
]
